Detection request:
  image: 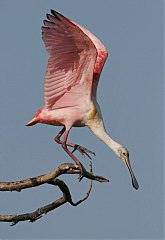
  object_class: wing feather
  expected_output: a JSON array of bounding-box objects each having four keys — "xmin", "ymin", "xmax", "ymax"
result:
[{"xmin": 42, "ymin": 10, "xmax": 107, "ymax": 110}]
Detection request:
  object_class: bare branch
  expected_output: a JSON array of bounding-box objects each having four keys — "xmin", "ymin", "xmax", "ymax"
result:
[
  {"xmin": 0, "ymin": 163, "xmax": 109, "ymax": 225},
  {"xmin": 0, "ymin": 163, "xmax": 108, "ymax": 192}
]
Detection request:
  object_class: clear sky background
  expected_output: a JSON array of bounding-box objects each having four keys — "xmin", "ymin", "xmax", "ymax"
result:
[{"xmin": 0, "ymin": 0, "xmax": 164, "ymax": 239}]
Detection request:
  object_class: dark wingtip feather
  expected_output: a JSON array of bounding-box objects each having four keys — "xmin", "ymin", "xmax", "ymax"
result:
[
  {"xmin": 46, "ymin": 13, "xmax": 51, "ymax": 20},
  {"xmin": 41, "ymin": 26, "xmax": 50, "ymax": 33},
  {"xmin": 43, "ymin": 20, "xmax": 47, "ymax": 25},
  {"xmin": 43, "ymin": 19, "xmax": 55, "ymax": 26},
  {"xmin": 50, "ymin": 9, "xmax": 61, "ymax": 20}
]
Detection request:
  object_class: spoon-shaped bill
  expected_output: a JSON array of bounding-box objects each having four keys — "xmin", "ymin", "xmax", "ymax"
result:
[{"xmin": 124, "ymin": 157, "xmax": 139, "ymax": 190}]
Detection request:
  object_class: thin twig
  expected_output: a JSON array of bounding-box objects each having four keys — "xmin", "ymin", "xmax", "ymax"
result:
[{"xmin": 71, "ymin": 162, "xmax": 93, "ymax": 206}]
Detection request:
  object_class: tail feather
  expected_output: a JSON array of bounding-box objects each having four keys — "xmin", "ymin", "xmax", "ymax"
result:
[{"xmin": 26, "ymin": 117, "xmax": 39, "ymax": 126}]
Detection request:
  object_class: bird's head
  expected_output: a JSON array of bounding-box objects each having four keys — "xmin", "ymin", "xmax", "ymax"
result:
[
  {"xmin": 26, "ymin": 109, "xmax": 42, "ymax": 126},
  {"xmin": 118, "ymin": 146, "xmax": 129, "ymax": 162},
  {"xmin": 118, "ymin": 146, "xmax": 139, "ymax": 190}
]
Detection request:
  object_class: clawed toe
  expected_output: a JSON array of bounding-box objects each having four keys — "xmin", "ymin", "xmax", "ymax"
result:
[
  {"xmin": 78, "ymin": 173, "xmax": 84, "ymax": 182},
  {"xmin": 72, "ymin": 145, "xmax": 95, "ymax": 160},
  {"xmin": 77, "ymin": 162, "xmax": 85, "ymax": 181}
]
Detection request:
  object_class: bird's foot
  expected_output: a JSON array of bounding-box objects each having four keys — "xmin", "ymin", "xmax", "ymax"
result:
[
  {"xmin": 76, "ymin": 162, "xmax": 86, "ymax": 182},
  {"xmin": 78, "ymin": 173, "xmax": 84, "ymax": 182},
  {"xmin": 72, "ymin": 145, "xmax": 96, "ymax": 160}
]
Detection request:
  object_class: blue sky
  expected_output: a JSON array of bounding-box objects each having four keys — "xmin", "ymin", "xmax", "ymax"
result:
[{"xmin": 0, "ymin": 0, "xmax": 164, "ymax": 239}]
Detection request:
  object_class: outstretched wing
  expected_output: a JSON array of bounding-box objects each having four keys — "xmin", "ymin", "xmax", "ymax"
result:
[
  {"xmin": 42, "ymin": 10, "xmax": 97, "ymax": 110},
  {"xmin": 70, "ymin": 19, "xmax": 108, "ymax": 97}
]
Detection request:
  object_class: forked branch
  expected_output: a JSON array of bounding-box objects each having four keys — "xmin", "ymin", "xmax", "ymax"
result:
[{"xmin": 0, "ymin": 162, "xmax": 109, "ymax": 225}]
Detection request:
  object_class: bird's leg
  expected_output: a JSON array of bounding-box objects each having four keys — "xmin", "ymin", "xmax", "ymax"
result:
[
  {"xmin": 55, "ymin": 127, "xmax": 66, "ymax": 143},
  {"xmin": 61, "ymin": 129, "xmax": 85, "ymax": 176},
  {"xmin": 55, "ymin": 127, "xmax": 95, "ymax": 159}
]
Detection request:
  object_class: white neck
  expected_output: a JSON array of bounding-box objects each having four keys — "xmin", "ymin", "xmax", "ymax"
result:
[{"xmin": 88, "ymin": 120, "xmax": 122, "ymax": 156}]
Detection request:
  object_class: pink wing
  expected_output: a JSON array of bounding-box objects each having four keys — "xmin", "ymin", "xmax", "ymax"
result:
[
  {"xmin": 42, "ymin": 10, "xmax": 107, "ymax": 110},
  {"xmin": 72, "ymin": 22, "xmax": 108, "ymax": 97}
]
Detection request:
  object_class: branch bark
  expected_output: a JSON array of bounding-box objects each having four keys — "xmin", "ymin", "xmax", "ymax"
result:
[{"xmin": 0, "ymin": 162, "xmax": 109, "ymax": 225}]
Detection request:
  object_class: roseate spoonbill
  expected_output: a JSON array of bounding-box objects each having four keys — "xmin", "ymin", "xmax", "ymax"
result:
[{"xmin": 26, "ymin": 10, "xmax": 139, "ymax": 189}]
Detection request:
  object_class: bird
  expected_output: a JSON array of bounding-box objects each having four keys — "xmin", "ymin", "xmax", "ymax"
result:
[{"xmin": 26, "ymin": 9, "xmax": 139, "ymax": 190}]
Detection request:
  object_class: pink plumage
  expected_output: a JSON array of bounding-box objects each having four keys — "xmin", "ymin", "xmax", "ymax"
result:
[
  {"xmin": 26, "ymin": 10, "xmax": 139, "ymax": 189},
  {"xmin": 42, "ymin": 10, "xmax": 107, "ymax": 110}
]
